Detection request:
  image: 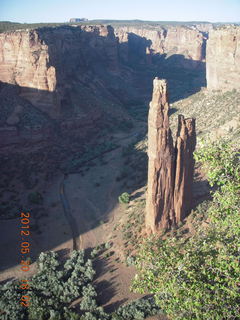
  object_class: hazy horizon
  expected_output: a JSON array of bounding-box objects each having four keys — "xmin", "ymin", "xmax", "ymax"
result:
[
  {"xmin": 1, "ymin": 19, "xmax": 239, "ymax": 24},
  {"xmin": 0, "ymin": 0, "xmax": 239, "ymax": 24}
]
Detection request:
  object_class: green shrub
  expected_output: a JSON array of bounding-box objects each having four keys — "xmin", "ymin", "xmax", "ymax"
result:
[
  {"xmin": 0, "ymin": 250, "xmax": 95, "ymax": 319},
  {"xmin": 90, "ymin": 247, "xmax": 101, "ymax": 259},
  {"xmin": 132, "ymin": 141, "xmax": 240, "ymax": 319},
  {"xmin": 126, "ymin": 255, "xmax": 136, "ymax": 266},
  {"xmin": 118, "ymin": 192, "xmax": 130, "ymax": 204},
  {"xmin": 111, "ymin": 297, "xmax": 162, "ymax": 319},
  {"xmin": 80, "ymin": 285, "xmax": 98, "ymax": 312},
  {"xmin": 0, "ymin": 250, "xmax": 162, "ymax": 320},
  {"xmin": 28, "ymin": 192, "xmax": 43, "ymax": 204},
  {"xmin": 104, "ymin": 242, "xmax": 112, "ymax": 250}
]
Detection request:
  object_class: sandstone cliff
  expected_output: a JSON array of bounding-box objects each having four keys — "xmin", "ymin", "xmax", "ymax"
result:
[
  {"xmin": 207, "ymin": 26, "xmax": 240, "ymax": 90},
  {"xmin": 0, "ymin": 25, "xmax": 123, "ymax": 120},
  {"xmin": 146, "ymin": 78, "xmax": 196, "ymax": 233},
  {"xmin": 0, "ymin": 24, "xmax": 207, "ymax": 121},
  {"xmin": 115, "ymin": 25, "xmax": 205, "ymax": 66},
  {"xmin": 0, "ymin": 25, "xmax": 134, "ymax": 145},
  {"xmin": 0, "ymin": 24, "xmax": 206, "ymax": 147},
  {"xmin": 0, "ymin": 30, "xmax": 58, "ymax": 117}
]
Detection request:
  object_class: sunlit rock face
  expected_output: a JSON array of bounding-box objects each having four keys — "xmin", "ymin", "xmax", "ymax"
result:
[
  {"xmin": 0, "ymin": 30, "xmax": 58, "ymax": 117},
  {"xmin": 0, "ymin": 30, "xmax": 55, "ymax": 90},
  {"xmin": 0, "ymin": 24, "xmax": 204, "ymax": 147},
  {"xmin": 0, "ymin": 25, "xmax": 128, "ymax": 146},
  {"xmin": 207, "ymin": 26, "xmax": 240, "ymax": 90},
  {"xmin": 0, "ymin": 24, "xmax": 207, "ymax": 123},
  {"xmin": 0, "ymin": 25, "xmax": 121, "ymax": 119},
  {"xmin": 146, "ymin": 78, "xmax": 175, "ymax": 233},
  {"xmin": 146, "ymin": 78, "xmax": 196, "ymax": 233},
  {"xmin": 174, "ymin": 115, "xmax": 196, "ymax": 223},
  {"xmin": 115, "ymin": 25, "xmax": 205, "ymax": 66}
]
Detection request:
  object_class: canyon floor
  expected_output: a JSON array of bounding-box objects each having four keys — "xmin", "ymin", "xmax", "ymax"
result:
[
  {"xmin": 0, "ymin": 87, "xmax": 239, "ymax": 315},
  {"xmin": 0, "ymin": 123, "xmax": 147, "ymax": 311}
]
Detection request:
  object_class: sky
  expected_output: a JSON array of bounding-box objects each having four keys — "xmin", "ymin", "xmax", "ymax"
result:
[{"xmin": 0, "ymin": 0, "xmax": 239, "ymax": 23}]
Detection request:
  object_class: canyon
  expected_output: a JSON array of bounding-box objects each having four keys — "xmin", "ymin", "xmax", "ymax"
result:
[
  {"xmin": 0, "ymin": 21, "xmax": 239, "ymax": 317},
  {"xmin": 1, "ymin": 23, "xmax": 239, "ymax": 147},
  {"xmin": 0, "ymin": 22, "xmax": 239, "ymax": 245},
  {"xmin": 0, "ymin": 23, "xmax": 207, "ymax": 146},
  {"xmin": 115, "ymin": 25, "xmax": 205, "ymax": 65}
]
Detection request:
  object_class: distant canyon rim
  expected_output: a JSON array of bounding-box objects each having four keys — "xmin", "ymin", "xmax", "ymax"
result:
[{"xmin": 0, "ymin": 23, "xmax": 239, "ymax": 147}]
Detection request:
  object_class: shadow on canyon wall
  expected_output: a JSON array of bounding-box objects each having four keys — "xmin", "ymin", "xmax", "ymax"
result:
[
  {"xmin": 0, "ymin": 26, "xmax": 208, "ymax": 275},
  {"xmin": 123, "ymin": 32, "xmax": 206, "ymax": 104},
  {"xmin": 36, "ymin": 26, "xmax": 206, "ymax": 106},
  {"xmin": 0, "ymin": 26, "xmax": 207, "ymax": 123}
]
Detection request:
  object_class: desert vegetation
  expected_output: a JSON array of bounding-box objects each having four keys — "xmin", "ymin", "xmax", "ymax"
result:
[
  {"xmin": 132, "ymin": 141, "xmax": 240, "ymax": 319},
  {"xmin": 170, "ymin": 89, "xmax": 240, "ymax": 142},
  {"xmin": 118, "ymin": 192, "xmax": 130, "ymax": 204},
  {"xmin": 118, "ymin": 196, "xmax": 146, "ymax": 261},
  {"xmin": 0, "ymin": 248, "xmax": 162, "ymax": 320},
  {"xmin": 64, "ymin": 141, "xmax": 119, "ymax": 173}
]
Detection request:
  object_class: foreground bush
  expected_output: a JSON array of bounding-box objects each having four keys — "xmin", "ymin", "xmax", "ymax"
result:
[
  {"xmin": 132, "ymin": 141, "xmax": 240, "ymax": 319},
  {"xmin": 0, "ymin": 250, "xmax": 103, "ymax": 320},
  {"xmin": 111, "ymin": 297, "xmax": 161, "ymax": 319},
  {"xmin": 0, "ymin": 249, "xmax": 162, "ymax": 319}
]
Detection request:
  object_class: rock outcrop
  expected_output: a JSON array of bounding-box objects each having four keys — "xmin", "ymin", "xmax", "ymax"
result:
[
  {"xmin": 207, "ymin": 26, "xmax": 240, "ymax": 90},
  {"xmin": 146, "ymin": 79, "xmax": 175, "ymax": 232},
  {"xmin": 146, "ymin": 78, "xmax": 196, "ymax": 233},
  {"xmin": 0, "ymin": 24, "xmax": 207, "ymax": 121}
]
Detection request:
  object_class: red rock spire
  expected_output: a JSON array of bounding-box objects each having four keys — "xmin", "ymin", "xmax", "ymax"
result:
[{"xmin": 146, "ymin": 78, "xmax": 196, "ymax": 233}]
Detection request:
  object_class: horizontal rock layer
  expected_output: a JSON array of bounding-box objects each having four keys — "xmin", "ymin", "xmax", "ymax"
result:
[
  {"xmin": 0, "ymin": 25, "xmax": 121, "ymax": 119},
  {"xmin": 0, "ymin": 24, "xmax": 208, "ymax": 146},
  {"xmin": 115, "ymin": 25, "xmax": 205, "ymax": 65}
]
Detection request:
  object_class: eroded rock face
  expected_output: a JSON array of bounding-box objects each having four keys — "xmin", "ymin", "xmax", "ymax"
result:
[
  {"xmin": 115, "ymin": 26, "xmax": 205, "ymax": 66},
  {"xmin": 0, "ymin": 30, "xmax": 58, "ymax": 117},
  {"xmin": 174, "ymin": 115, "xmax": 196, "ymax": 223},
  {"xmin": 0, "ymin": 31, "xmax": 55, "ymax": 90},
  {"xmin": 146, "ymin": 78, "xmax": 196, "ymax": 233},
  {"xmin": 0, "ymin": 25, "xmax": 137, "ymax": 146},
  {"xmin": 207, "ymin": 26, "xmax": 240, "ymax": 90},
  {"xmin": 146, "ymin": 79, "xmax": 175, "ymax": 232},
  {"xmin": 0, "ymin": 24, "xmax": 204, "ymax": 147},
  {"xmin": 0, "ymin": 25, "xmax": 121, "ymax": 119}
]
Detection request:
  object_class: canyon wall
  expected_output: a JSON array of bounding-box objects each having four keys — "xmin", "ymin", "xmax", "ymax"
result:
[
  {"xmin": 115, "ymin": 25, "xmax": 205, "ymax": 66},
  {"xmin": 0, "ymin": 24, "xmax": 206, "ymax": 146},
  {"xmin": 0, "ymin": 25, "xmax": 132, "ymax": 146},
  {"xmin": 146, "ymin": 78, "xmax": 196, "ymax": 233},
  {"xmin": 0, "ymin": 30, "xmax": 58, "ymax": 117},
  {"xmin": 207, "ymin": 26, "xmax": 240, "ymax": 90},
  {"xmin": 0, "ymin": 25, "xmax": 122, "ymax": 119}
]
